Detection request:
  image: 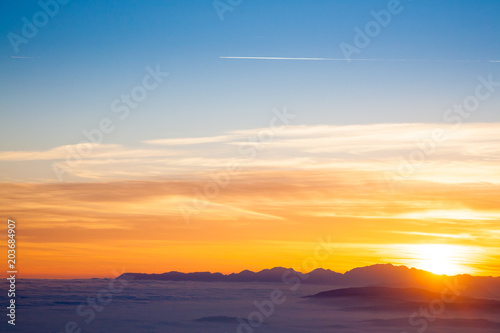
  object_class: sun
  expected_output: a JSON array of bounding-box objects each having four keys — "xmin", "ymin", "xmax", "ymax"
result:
[{"xmin": 405, "ymin": 244, "xmax": 472, "ymax": 276}]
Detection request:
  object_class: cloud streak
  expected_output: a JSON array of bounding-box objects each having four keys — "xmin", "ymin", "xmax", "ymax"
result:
[
  {"xmin": 2, "ymin": 174, "xmax": 499, "ymax": 277},
  {"xmin": 220, "ymin": 56, "xmax": 495, "ymax": 63},
  {"xmin": 1, "ymin": 123, "xmax": 500, "ymax": 183},
  {"xmin": 10, "ymin": 56, "xmax": 40, "ymax": 59}
]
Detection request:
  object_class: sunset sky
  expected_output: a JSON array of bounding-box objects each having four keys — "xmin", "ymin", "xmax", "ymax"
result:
[{"xmin": 1, "ymin": 0, "xmax": 499, "ymax": 278}]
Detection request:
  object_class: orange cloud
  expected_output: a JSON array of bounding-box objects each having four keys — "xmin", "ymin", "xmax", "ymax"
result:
[{"xmin": 1, "ymin": 167, "xmax": 499, "ymax": 278}]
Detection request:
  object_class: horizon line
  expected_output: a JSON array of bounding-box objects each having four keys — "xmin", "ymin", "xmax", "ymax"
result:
[{"xmin": 17, "ymin": 263, "xmax": 499, "ymax": 280}]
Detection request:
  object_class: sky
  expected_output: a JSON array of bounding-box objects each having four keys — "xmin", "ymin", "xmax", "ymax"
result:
[{"xmin": 0, "ymin": 0, "xmax": 499, "ymax": 278}]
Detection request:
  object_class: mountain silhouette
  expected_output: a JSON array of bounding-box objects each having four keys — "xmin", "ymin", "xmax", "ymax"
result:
[
  {"xmin": 119, "ymin": 264, "xmax": 500, "ymax": 299},
  {"xmin": 305, "ymin": 285, "xmax": 500, "ymax": 315}
]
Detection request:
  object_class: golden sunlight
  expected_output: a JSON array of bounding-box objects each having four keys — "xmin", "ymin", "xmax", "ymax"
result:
[
  {"xmin": 396, "ymin": 209, "xmax": 500, "ymax": 221},
  {"xmin": 399, "ymin": 244, "xmax": 478, "ymax": 276}
]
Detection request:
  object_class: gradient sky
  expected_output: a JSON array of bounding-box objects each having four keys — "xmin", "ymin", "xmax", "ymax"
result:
[{"xmin": 1, "ymin": 0, "xmax": 499, "ymax": 278}]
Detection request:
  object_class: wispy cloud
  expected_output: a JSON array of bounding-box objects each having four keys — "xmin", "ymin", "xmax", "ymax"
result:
[
  {"xmin": 2, "ymin": 170, "xmax": 499, "ymax": 277},
  {"xmin": 1, "ymin": 123, "xmax": 500, "ymax": 183},
  {"xmin": 391, "ymin": 231, "xmax": 475, "ymax": 240},
  {"xmin": 144, "ymin": 135, "xmax": 233, "ymax": 145},
  {"xmin": 0, "ymin": 143, "xmax": 180, "ymax": 161},
  {"xmin": 394, "ymin": 210, "xmax": 500, "ymax": 221},
  {"xmin": 220, "ymin": 56, "xmax": 492, "ymax": 63}
]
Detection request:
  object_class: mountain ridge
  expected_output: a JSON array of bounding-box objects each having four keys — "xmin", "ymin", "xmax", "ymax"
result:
[
  {"xmin": 118, "ymin": 263, "xmax": 500, "ymax": 281},
  {"xmin": 118, "ymin": 264, "xmax": 500, "ymax": 300}
]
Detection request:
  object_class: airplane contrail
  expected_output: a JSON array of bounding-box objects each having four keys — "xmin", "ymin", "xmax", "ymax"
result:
[
  {"xmin": 220, "ymin": 56, "xmax": 499, "ymax": 63},
  {"xmin": 10, "ymin": 56, "xmax": 40, "ymax": 59}
]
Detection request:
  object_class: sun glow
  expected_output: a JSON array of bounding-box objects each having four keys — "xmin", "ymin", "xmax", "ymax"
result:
[{"xmin": 401, "ymin": 244, "xmax": 476, "ymax": 276}]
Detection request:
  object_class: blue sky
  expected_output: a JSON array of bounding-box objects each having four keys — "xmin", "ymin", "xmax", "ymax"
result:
[
  {"xmin": 2, "ymin": 1, "xmax": 500, "ymax": 280},
  {"xmin": 1, "ymin": 0, "xmax": 499, "ymax": 151}
]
